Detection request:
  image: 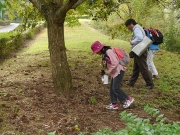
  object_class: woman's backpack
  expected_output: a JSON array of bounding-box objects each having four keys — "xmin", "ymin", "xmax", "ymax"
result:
[{"xmin": 113, "ymin": 48, "xmax": 130, "ymax": 66}]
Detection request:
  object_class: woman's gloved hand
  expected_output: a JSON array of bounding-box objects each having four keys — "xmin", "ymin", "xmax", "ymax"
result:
[{"xmin": 101, "ymin": 70, "xmax": 105, "ymax": 76}]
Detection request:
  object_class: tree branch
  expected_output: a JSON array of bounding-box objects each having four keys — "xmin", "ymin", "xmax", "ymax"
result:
[
  {"xmin": 29, "ymin": 0, "xmax": 48, "ymax": 17},
  {"xmin": 56, "ymin": 0, "xmax": 79, "ymax": 18},
  {"xmin": 72, "ymin": 0, "xmax": 85, "ymax": 9}
]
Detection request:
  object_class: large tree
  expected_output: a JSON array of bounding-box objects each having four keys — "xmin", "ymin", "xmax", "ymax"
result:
[{"xmin": 30, "ymin": 0, "xmax": 87, "ymax": 94}]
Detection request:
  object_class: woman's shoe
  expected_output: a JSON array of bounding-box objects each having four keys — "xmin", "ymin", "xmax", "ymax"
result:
[
  {"xmin": 106, "ymin": 103, "xmax": 118, "ymax": 110},
  {"xmin": 123, "ymin": 97, "xmax": 134, "ymax": 108}
]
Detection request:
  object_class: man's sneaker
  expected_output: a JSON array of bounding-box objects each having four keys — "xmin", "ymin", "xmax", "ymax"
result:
[
  {"xmin": 123, "ymin": 97, "xmax": 134, "ymax": 108},
  {"xmin": 125, "ymin": 81, "xmax": 134, "ymax": 87},
  {"xmin": 144, "ymin": 84, "xmax": 154, "ymax": 89},
  {"xmin": 106, "ymin": 103, "xmax": 118, "ymax": 110}
]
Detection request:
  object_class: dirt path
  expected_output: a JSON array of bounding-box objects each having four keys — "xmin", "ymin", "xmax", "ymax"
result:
[{"xmin": 0, "ymin": 22, "xmax": 180, "ymax": 135}]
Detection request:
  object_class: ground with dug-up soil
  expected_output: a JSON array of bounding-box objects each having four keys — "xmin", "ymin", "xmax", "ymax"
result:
[{"xmin": 0, "ymin": 20, "xmax": 180, "ymax": 135}]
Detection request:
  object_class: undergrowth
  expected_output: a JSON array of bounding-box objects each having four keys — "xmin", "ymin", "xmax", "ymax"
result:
[{"xmin": 80, "ymin": 105, "xmax": 180, "ymax": 135}]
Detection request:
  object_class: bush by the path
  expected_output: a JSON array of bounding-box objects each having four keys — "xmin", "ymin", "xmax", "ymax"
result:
[
  {"xmin": 0, "ymin": 24, "xmax": 45, "ymax": 57},
  {"xmin": 0, "ymin": 32, "xmax": 23, "ymax": 57},
  {"xmin": 0, "ymin": 19, "xmax": 10, "ymax": 26}
]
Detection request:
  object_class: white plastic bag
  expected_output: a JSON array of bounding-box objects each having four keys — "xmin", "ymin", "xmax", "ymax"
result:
[
  {"xmin": 102, "ymin": 75, "xmax": 108, "ymax": 84},
  {"xmin": 132, "ymin": 36, "xmax": 153, "ymax": 56}
]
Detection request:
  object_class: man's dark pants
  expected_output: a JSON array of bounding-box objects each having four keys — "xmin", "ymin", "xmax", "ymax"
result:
[{"xmin": 129, "ymin": 50, "xmax": 153, "ymax": 86}]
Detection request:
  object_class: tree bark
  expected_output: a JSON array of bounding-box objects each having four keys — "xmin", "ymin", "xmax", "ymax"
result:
[{"xmin": 47, "ymin": 18, "xmax": 73, "ymax": 94}]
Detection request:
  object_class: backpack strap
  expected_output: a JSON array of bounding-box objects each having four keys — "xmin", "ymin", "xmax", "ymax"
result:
[{"xmin": 144, "ymin": 28, "xmax": 151, "ymax": 38}]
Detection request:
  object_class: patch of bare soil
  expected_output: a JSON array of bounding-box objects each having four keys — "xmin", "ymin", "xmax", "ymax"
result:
[
  {"xmin": 0, "ymin": 59, "xmax": 126, "ymax": 134},
  {"xmin": 0, "ymin": 29, "xmax": 179, "ymax": 135}
]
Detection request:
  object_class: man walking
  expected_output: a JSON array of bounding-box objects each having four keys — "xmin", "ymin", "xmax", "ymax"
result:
[{"xmin": 125, "ymin": 19, "xmax": 154, "ymax": 89}]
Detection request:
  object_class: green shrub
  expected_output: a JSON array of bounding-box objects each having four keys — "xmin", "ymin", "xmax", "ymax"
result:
[
  {"xmin": 34, "ymin": 24, "xmax": 44, "ymax": 34},
  {"xmin": 11, "ymin": 18, "xmax": 22, "ymax": 23},
  {"xmin": 24, "ymin": 29, "xmax": 35, "ymax": 39},
  {"xmin": 0, "ymin": 23, "xmax": 45, "ymax": 57},
  {"xmin": 0, "ymin": 32, "xmax": 20, "ymax": 56},
  {"xmin": 0, "ymin": 19, "xmax": 10, "ymax": 26},
  {"xmin": 80, "ymin": 105, "xmax": 180, "ymax": 135},
  {"xmin": 162, "ymin": 16, "xmax": 180, "ymax": 53},
  {"xmin": 77, "ymin": 15, "xmax": 90, "ymax": 19}
]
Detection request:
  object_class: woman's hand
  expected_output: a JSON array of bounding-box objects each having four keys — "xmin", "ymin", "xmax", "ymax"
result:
[{"xmin": 105, "ymin": 70, "xmax": 110, "ymax": 75}]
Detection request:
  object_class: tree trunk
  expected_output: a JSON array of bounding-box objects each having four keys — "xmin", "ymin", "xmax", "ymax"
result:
[{"xmin": 47, "ymin": 19, "xmax": 73, "ymax": 94}]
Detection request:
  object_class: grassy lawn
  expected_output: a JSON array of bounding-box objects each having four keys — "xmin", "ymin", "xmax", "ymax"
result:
[{"xmin": 0, "ymin": 19, "xmax": 179, "ymax": 134}]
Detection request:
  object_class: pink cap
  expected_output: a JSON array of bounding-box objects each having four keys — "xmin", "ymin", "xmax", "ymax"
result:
[{"xmin": 91, "ymin": 41, "xmax": 104, "ymax": 55}]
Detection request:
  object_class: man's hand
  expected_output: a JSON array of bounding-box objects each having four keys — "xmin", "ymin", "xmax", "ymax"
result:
[{"xmin": 130, "ymin": 40, "xmax": 133, "ymax": 45}]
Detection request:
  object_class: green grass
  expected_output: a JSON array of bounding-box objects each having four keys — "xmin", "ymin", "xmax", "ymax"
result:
[
  {"xmin": 21, "ymin": 34, "xmax": 48, "ymax": 55},
  {"xmin": 65, "ymin": 19, "xmax": 129, "ymax": 50}
]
